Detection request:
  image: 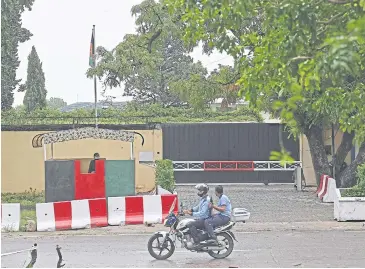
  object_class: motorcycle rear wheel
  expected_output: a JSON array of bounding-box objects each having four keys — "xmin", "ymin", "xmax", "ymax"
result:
[
  {"xmin": 147, "ymin": 234, "xmax": 175, "ymax": 260},
  {"xmin": 208, "ymin": 233, "xmax": 234, "ymax": 259}
]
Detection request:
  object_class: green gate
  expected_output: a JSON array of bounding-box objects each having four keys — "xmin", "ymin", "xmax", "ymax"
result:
[{"xmin": 105, "ymin": 160, "xmax": 135, "ymax": 197}]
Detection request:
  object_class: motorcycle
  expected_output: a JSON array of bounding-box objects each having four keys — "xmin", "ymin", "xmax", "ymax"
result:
[{"xmin": 147, "ymin": 198, "xmax": 251, "ymax": 260}]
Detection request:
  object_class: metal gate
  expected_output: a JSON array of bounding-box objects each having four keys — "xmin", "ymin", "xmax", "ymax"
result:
[{"xmin": 162, "ymin": 123, "xmax": 300, "ymax": 184}]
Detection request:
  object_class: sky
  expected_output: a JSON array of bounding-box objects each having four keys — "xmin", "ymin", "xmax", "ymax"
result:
[{"xmin": 15, "ymin": 0, "xmax": 233, "ymax": 106}]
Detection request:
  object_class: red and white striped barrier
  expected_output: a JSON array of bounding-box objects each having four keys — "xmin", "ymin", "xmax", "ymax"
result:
[
  {"xmin": 36, "ymin": 198, "xmax": 107, "ymax": 231},
  {"xmin": 316, "ymin": 174, "xmax": 327, "ymax": 194},
  {"xmin": 317, "ymin": 174, "xmax": 337, "ymax": 202},
  {"xmin": 108, "ymin": 194, "xmax": 178, "ymax": 226},
  {"xmin": 1, "ymin": 203, "xmax": 20, "ymax": 232},
  {"xmin": 317, "ymin": 174, "xmax": 329, "ymax": 199},
  {"xmin": 323, "ymin": 177, "xmax": 337, "ymax": 203}
]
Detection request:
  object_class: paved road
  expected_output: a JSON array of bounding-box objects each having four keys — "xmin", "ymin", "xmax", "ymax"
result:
[
  {"xmin": 176, "ymin": 185, "xmax": 333, "ymax": 223},
  {"xmin": 2, "ymin": 231, "xmax": 365, "ymax": 268}
]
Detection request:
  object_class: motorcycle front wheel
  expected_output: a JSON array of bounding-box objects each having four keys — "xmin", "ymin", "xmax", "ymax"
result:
[
  {"xmin": 208, "ymin": 232, "xmax": 234, "ymax": 259},
  {"xmin": 147, "ymin": 234, "xmax": 175, "ymax": 260}
]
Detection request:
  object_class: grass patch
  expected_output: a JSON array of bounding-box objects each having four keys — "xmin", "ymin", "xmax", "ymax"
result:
[
  {"xmin": 1, "ymin": 188, "xmax": 45, "ymax": 206},
  {"xmin": 342, "ymin": 186, "xmax": 365, "ymax": 198},
  {"xmin": 20, "ymin": 209, "xmax": 36, "ymax": 232}
]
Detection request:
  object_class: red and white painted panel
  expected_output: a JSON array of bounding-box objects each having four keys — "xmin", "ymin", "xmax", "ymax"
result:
[
  {"xmin": 323, "ymin": 177, "xmax": 336, "ymax": 203},
  {"xmin": 173, "ymin": 161, "xmax": 302, "ymax": 171},
  {"xmin": 316, "ymin": 174, "xmax": 328, "ymax": 194},
  {"xmin": 108, "ymin": 194, "xmax": 178, "ymax": 226},
  {"xmin": 317, "ymin": 174, "xmax": 336, "ymax": 203},
  {"xmin": 36, "ymin": 198, "xmax": 108, "ymax": 232},
  {"xmin": 317, "ymin": 175, "xmax": 330, "ymax": 200}
]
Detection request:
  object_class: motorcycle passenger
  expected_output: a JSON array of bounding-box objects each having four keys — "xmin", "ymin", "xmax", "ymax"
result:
[
  {"xmin": 183, "ymin": 183, "xmax": 211, "ymax": 244},
  {"xmin": 205, "ymin": 185, "xmax": 232, "ymax": 245}
]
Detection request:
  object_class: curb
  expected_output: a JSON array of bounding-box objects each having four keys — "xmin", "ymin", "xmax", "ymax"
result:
[{"xmin": 2, "ymin": 221, "xmax": 364, "ymax": 238}]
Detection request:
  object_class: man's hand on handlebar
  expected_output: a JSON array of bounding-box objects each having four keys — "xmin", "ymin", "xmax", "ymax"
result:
[{"xmin": 183, "ymin": 209, "xmax": 192, "ymax": 215}]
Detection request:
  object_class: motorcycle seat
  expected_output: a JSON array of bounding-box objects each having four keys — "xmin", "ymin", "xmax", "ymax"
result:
[{"xmin": 213, "ymin": 221, "xmax": 235, "ymax": 231}]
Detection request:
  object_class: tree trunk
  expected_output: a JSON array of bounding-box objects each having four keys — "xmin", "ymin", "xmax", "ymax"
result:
[
  {"xmin": 339, "ymin": 142, "xmax": 365, "ymax": 188},
  {"xmin": 333, "ymin": 131, "xmax": 355, "ymax": 176},
  {"xmin": 304, "ymin": 125, "xmax": 331, "ymax": 185}
]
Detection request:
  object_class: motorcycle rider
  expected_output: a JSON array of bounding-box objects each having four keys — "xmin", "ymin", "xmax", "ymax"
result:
[
  {"xmin": 183, "ymin": 183, "xmax": 212, "ymax": 244},
  {"xmin": 205, "ymin": 185, "xmax": 232, "ymax": 245}
]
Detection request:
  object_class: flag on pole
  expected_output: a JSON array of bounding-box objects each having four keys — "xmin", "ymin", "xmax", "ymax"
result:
[{"xmin": 89, "ymin": 28, "xmax": 95, "ymax": 67}]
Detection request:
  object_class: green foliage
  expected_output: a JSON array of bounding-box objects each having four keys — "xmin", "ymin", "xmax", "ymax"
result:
[
  {"xmin": 168, "ymin": 0, "xmax": 365, "ymax": 142},
  {"xmin": 155, "ymin": 159, "xmax": 175, "ymax": 193},
  {"xmin": 342, "ymin": 186, "xmax": 365, "ymax": 198},
  {"xmin": 20, "ymin": 209, "xmax": 36, "ymax": 232},
  {"xmin": 1, "ymin": 189, "xmax": 41, "ymax": 232},
  {"xmin": 1, "ymin": 103, "xmax": 263, "ymax": 125},
  {"xmin": 167, "ymin": 0, "xmax": 365, "ymax": 186},
  {"xmin": 87, "ymin": 0, "xmax": 246, "ymax": 111},
  {"xmin": 356, "ymin": 163, "xmax": 365, "ymax": 189},
  {"xmin": 170, "ymin": 64, "xmax": 242, "ymax": 111},
  {"xmin": 87, "ymin": 0, "xmax": 204, "ymax": 106},
  {"xmin": 21, "ymin": 46, "xmax": 47, "ymax": 112},
  {"xmin": 47, "ymin": 97, "xmax": 67, "ymax": 109},
  {"xmin": 1, "ymin": 0, "xmax": 35, "ymax": 111},
  {"xmin": 1, "ymin": 188, "xmax": 45, "ymax": 207},
  {"xmin": 88, "ymin": 33, "xmax": 206, "ymax": 105},
  {"xmin": 169, "ymin": 73, "xmax": 217, "ymax": 111},
  {"xmin": 210, "ymin": 65, "xmax": 241, "ymax": 106},
  {"xmin": 342, "ymin": 163, "xmax": 365, "ymax": 197},
  {"xmin": 269, "ymin": 149, "xmax": 295, "ymax": 166}
]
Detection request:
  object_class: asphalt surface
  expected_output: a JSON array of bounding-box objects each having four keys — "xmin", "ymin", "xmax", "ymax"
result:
[
  {"xmin": 2, "ymin": 230, "xmax": 365, "ymax": 268},
  {"xmin": 176, "ymin": 185, "xmax": 333, "ymax": 222}
]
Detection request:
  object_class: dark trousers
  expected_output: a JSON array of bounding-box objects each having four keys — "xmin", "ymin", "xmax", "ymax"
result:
[
  {"xmin": 186, "ymin": 219, "xmax": 205, "ymax": 243},
  {"xmin": 204, "ymin": 214, "xmax": 230, "ymax": 239}
]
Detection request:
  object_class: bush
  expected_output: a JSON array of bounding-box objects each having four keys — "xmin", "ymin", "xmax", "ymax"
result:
[
  {"xmin": 1, "ymin": 188, "xmax": 45, "ymax": 206},
  {"xmin": 356, "ymin": 163, "xmax": 365, "ymax": 189},
  {"xmin": 1, "ymin": 103, "xmax": 263, "ymax": 125},
  {"xmin": 155, "ymin": 159, "xmax": 175, "ymax": 193},
  {"xmin": 342, "ymin": 163, "xmax": 365, "ymax": 197}
]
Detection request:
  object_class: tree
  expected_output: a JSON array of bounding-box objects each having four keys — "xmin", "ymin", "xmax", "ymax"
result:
[
  {"xmin": 20, "ymin": 46, "xmax": 47, "ymax": 112},
  {"xmin": 167, "ymin": 0, "xmax": 365, "ymax": 187},
  {"xmin": 87, "ymin": 0, "xmax": 207, "ymax": 106},
  {"xmin": 210, "ymin": 65, "xmax": 241, "ymax": 110},
  {"xmin": 47, "ymin": 97, "xmax": 67, "ymax": 109},
  {"xmin": 169, "ymin": 72, "xmax": 216, "ymax": 111},
  {"xmin": 169, "ymin": 64, "xmax": 241, "ymax": 111},
  {"xmin": 1, "ymin": 0, "xmax": 35, "ymax": 111}
]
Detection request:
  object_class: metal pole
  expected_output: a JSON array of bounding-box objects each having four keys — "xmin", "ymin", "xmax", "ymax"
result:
[
  {"xmin": 43, "ymin": 144, "xmax": 47, "ymax": 161},
  {"xmin": 93, "ymin": 25, "xmax": 98, "ymax": 128},
  {"xmin": 130, "ymin": 142, "xmax": 134, "ymax": 160},
  {"xmin": 331, "ymin": 124, "xmax": 336, "ymax": 180},
  {"xmin": 51, "ymin": 143, "xmax": 54, "ymax": 159},
  {"xmin": 296, "ymin": 167, "xmax": 302, "ymax": 191}
]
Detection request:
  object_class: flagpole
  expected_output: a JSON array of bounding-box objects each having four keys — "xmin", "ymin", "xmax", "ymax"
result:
[{"xmin": 93, "ymin": 25, "xmax": 98, "ymax": 128}]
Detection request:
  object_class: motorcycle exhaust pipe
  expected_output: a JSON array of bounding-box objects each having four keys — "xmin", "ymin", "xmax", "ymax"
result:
[{"xmin": 202, "ymin": 246, "xmax": 226, "ymax": 251}]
